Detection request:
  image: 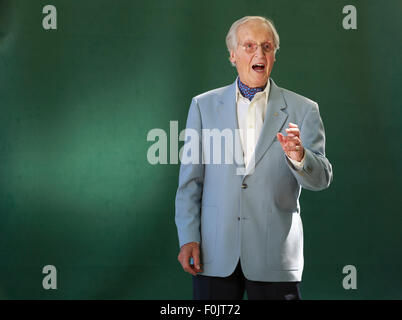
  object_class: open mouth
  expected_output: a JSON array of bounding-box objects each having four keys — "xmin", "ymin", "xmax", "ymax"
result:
[{"xmin": 252, "ymin": 63, "xmax": 265, "ymax": 72}]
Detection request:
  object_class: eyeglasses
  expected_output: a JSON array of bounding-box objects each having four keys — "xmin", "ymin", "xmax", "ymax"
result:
[{"xmin": 238, "ymin": 41, "xmax": 274, "ymax": 54}]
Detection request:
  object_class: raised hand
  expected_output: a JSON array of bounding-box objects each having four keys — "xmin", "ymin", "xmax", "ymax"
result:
[{"xmin": 276, "ymin": 122, "xmax": 304, "ymax": 162}]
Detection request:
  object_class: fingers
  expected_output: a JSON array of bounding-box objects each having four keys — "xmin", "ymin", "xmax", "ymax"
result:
[
  {"xmin": 192, "ymin": 246, "xmax": 202, "ymax": 272},
  {"xmin": 276, "ymin": 132, "xmax": 284, "ymax": 143},
  {"xmin": 178, "ymin": 243, "xmax": 203, "ymax": 276},
  {"xmin": 278, "ymin": 124, "xmax": 300, "ymax": 139},
  {"xmin": 277, "ymin": 133, "xmax": 301, "ymax": 144},
  {"xmin": 282, "ymin": 144, "xmax": 303, "ymax": 151},
  {"xmin": 277, "ymin": 123, "xmax": 301, "ymax": 143},
  {"xmin": 277, "ymin": 123, "xmax": 303, "ymax": 151},
  {"xmin": 281, "ymin": 137, "xmax": 302, "ymax": 151},
  {"xmin": 285, "ymin": 128, "xmax": 300, "ymax": 137},
  {"xmin": 286, "ymin": 123, "xmax": 300, "ymax": 137},
  {"xmin": 181, "ymin": 255, "xmax": 195, "ymax": 275},
  {"xmin": 179, "ymin": 251, "xmax": 197, "ymax": 275},
  {"xmin": 281, "ymin": 135, "xmax": 301, "ymax": 143}
]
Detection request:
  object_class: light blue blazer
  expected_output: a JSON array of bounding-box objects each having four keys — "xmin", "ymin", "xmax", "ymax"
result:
[{"xmin": 175, "ymin": 78, "xmax": 333, "ymax": 281}]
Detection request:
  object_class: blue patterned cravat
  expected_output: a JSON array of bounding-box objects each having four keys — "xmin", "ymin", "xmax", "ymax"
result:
[{"xmin": 237, "ymin": 78, "xmax": 267, "ymax": 101}]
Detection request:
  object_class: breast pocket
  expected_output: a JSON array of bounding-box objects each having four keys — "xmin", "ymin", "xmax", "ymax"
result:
[{"xmin": 200, "ymin": 205, "xmax": 218, "ymax": 264}]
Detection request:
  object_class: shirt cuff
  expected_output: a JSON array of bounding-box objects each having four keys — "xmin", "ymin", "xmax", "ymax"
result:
[{"xmin": 287, "ymin": 151, "xmax": 306, "ymax": 171}]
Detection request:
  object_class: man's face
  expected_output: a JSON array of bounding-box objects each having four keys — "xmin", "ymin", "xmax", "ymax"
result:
[{"xmin": 230, "ymin": 21, "xmax": 276, "ymax": 88}]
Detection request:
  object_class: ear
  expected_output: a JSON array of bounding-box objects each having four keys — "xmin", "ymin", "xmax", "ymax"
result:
[{"xmin": 229, "ymin": 50, "xmax": 236, "ymax": 65}]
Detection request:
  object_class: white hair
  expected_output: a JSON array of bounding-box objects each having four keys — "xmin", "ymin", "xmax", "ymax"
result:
[{"xmin": 225, "ymin": 16, "xmax": 280, "ymax": 66}]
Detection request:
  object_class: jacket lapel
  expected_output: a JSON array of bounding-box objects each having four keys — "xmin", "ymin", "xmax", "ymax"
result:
[
  {"xmin": 245, "ymin": 78, "xmax": 288, "ymax": 177},
  {"xmin": 216, "ymin": 78, "xmax": 288, "ymax": 178},
  {"xmin": 216, "ymin": 80, "xmax": 245, "ymax": 170}
]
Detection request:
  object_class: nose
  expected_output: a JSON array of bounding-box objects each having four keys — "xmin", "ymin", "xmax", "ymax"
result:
[{"xmin": 254, "ymin": 44, "xmax": 265, "ymax": 58}]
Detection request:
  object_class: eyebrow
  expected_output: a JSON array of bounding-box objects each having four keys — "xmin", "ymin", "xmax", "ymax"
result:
[{"xmin": 243, "ymin": 38, "xmax": 273, "ymax": 43}]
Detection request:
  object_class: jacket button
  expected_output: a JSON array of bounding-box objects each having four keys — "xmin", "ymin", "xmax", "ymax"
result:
[
  {"xmin": 241, "ymin": 183, "xmax": 248, "ymax": 189},
  {"xmin": 237, "ymin": 217, "xmax": 241, "ymax": 221}
]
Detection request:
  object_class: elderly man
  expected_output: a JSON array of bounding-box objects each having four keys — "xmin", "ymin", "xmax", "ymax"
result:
[{"xmin": 175, "ymin": 16, "xmax": 333, "ymax": 300}]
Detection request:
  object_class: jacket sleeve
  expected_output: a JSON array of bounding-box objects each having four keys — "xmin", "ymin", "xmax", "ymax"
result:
[
  {"xmin": 175, "ymin": 98, "xmax": 204, "ymax": 247},
  {"xmin": 285, "ymin": 102, "xmax": 333, "ymax": 191}
]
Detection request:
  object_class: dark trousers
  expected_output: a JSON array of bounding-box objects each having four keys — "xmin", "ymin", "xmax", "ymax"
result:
[{"xmin": 193, "ymin": 260, "xmax": 301, "ymax": 300}]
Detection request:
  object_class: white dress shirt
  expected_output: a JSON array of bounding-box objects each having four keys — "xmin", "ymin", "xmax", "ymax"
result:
[{"xmin": 235, "ymin": 79, "xmax": 305, "ymax": 171}]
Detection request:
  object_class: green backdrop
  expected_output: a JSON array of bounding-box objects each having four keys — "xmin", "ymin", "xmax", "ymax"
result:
[{"xmin": 0, "ymin": 0, "xmax": 401, "ymax": 299}]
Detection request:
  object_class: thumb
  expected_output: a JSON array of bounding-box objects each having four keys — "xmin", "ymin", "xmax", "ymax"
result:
[{"xmin": 277, "ymin": 133, "xmax": 284, "ymax": 144}]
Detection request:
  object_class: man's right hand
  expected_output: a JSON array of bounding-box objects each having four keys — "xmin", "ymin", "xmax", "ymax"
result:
[{"xmin": 177, "ymin": 242, "xmax": 203, "ymax": 276}]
